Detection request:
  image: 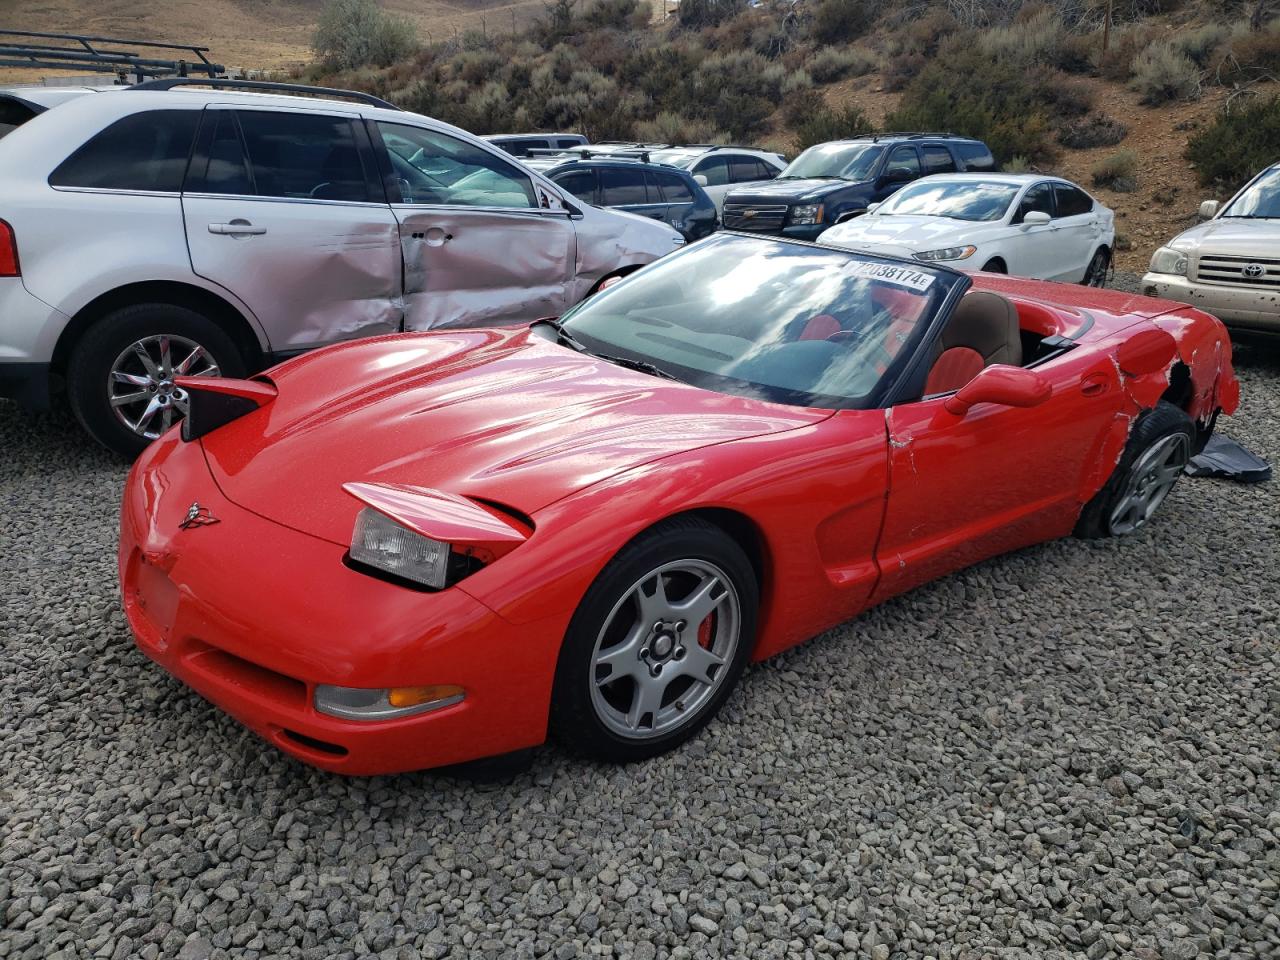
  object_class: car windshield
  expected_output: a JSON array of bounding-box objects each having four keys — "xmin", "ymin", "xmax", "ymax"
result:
[
  {"xmin": 557, "ymin": 234, "xmax": 964, "ymax": 408},
  {"xmin": 781, "ymin": 143, "xmax": 883, "ymax": 181},
  {"xmin": 1221, "ymin": 166, "xmax": 1280, "ymax": 219},
  {"xmin": 879, "ymin": 179, "xmax": 1021, "ymax": 222}
]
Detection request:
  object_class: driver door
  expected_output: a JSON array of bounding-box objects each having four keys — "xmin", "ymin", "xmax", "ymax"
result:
[
  {"xmin": 1008, "ymin": 182, "xmax": 1060, "ymax": 279},
  {"xmin": 371, "ymin": 120, "xmax": 576, "ymax": 330},
  {"xmin": 870, "ymin": 335, "xmax": 1125, "ymax": 604}
]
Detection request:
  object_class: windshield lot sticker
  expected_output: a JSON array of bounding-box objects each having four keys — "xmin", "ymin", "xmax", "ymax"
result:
[{"xmin": 848, "ymin": 262, "xmax": 935, "ymax": 292}]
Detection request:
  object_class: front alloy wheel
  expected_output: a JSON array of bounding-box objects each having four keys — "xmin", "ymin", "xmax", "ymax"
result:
[
  {"xmin": 550, "ymin": 516, "xmax": 758, "ymax": 762},
  {"xmin": 590, "ymin": 559, "xmax": 741, "ymax": 739},
  {"xmin": 109, "ymin": 334, "xmax": 221, "ymax": 440}
]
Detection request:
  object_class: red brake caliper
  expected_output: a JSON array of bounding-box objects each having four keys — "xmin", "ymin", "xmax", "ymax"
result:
[{"xmin": 697, "ymin": 613, "xmax": 714, "ymax": 649}]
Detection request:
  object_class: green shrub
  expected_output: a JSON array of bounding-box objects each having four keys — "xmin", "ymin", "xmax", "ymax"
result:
[
  {"xmin": 678, "ymin": 0, "xmax": 744, "ymax": 29},
  {"xmin": 580, "ymin": 0, "xmax": 648, "ymax": 29},
  {"xmin": 1058, "ymin": 113, "xmax": 1128, "ymax": 149},
  {"xmin": 1003, "ymin": 155, "xmax": 1033, "ymax": 173},
  {"xmin": 691, "ymin": 50, "xmax": 788, "ymax": 138},
  {"xmin": 1216, "ymin": 21, "xmax": 1280, "ymax": 83},
  {"xmin": 1129, "ymin": 41, "xmax": 1201, "ymax": 104},
  {"xmin": 1187, "ymin": 95, "xmax": 1280, "ymax": 189},
  {"xmin": 1175, "ymin": 22, "xmax": 1230, "ymax": 67},
  {"xmin": 1097, "ymin": 27, "xmax": 1152, "ymax": 81},
  {"xmin": 805, "ymin": 46, "xmax": 879, "ymax": 82},
  {"xmin": 884, "ymin": 44, "xmax": 1064, "ymax": 164},
  {"xmin": 808, "ymin": 0, "xmax": 880, "ymax": 45},
  {"xmin": 312, "ymin": 0, "xmax": 418, "ymax": 70},
  {"xmin": 1091, "ymin": 149, "xmax": 1139, "ymax": 191},
  {"xmin": 794, "ymin": 104, "xmax": 875, "ymax": 151},
  {"xmin": 883, "ymin": 9, "xmax": 958, "ymax": 90}
]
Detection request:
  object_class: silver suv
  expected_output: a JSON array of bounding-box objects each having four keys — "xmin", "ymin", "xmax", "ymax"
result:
[{"xmin": 0, "ymin": 80, "xmax": 683, "ymax": 455}]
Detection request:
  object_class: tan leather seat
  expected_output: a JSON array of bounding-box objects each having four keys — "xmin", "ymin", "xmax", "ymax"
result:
[{"xmin": 924, "ymin": 291, "xmax": 1022, "ymax": 395}]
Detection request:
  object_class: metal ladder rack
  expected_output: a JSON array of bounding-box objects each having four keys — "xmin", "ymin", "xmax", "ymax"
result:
[{"xmin": 0, "ymin": 30, "xmax": 225, "ymax": 83}]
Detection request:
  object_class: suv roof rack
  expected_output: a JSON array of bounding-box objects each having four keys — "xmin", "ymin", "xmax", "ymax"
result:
[
  {"xmin": 128, "ymin": 77, "xmax": 400, "ymax": 110},
  {"xmin": 527, "ymin": 148, "xmax": 684, "ymax": 168},
  {"xmin": 847, "ymin": 131, "xmax": 965, "ymax": 142},
  {"xmin": 0, "ymin": 30, "xmax": 224, "ymax": 83}
]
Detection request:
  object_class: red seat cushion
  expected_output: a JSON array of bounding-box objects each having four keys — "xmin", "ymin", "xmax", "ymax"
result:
[
  {"xmin": 925, "ymin": 346, "xmax": 985, "ymax": 395},
  {"xmin": 798, "ymin": 314, "xmax": 841, "ymax": 341}
]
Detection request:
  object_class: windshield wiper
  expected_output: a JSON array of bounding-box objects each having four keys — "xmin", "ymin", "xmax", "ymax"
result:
[
  {"xmin": 532, "ymin": 317, "xmax": 588, "ymax": 353},
  {"xmin": 596, "ymin": 354, "xmax": 679, "ymax": 381}
]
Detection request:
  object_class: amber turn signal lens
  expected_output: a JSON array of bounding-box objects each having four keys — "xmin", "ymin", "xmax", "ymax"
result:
[{"xmin": 387, "ymin": 684, "xmax": 464, "ymax": 709}]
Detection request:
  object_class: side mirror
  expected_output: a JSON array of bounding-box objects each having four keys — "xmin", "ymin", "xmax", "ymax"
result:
[
  {"xmin": 1021, "ymin": 210, "xmax": 1051, "ymax": 227},
  {"xmin": 881, "ymin": 169, "xmax": 913, "ymax": 186},
  {"xmin": 943, "ymin": 365, "xmax": 1052, "ymax": 417},
  {"xmin": 866, "ymin": 202, "xmax": 882, "ymax": 214},
  {"xmin": 1199, "ymin": 199, "xmax": 1219, "ymax": 219},
  {"xmin": 693, "ymin": 174, "xmax": 709, "ymax": 187}
]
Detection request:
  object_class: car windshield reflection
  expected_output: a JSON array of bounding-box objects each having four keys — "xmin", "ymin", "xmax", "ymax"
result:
[
  {"xmin": 1222, "ymin": 166, "xmax": 1280, "ymax": 219},
  {"xmin": 558, "ymin": 234, "xmax": 965, "ymax": 409},
  {"xmin": 879, "ymin": 180, "xmax": 1022, "ymax": 222}
]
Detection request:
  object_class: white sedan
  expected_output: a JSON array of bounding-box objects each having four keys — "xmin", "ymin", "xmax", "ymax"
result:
[{"xmin": 818, "ymin": 173, "xmax": 1115, "ymax": 285}]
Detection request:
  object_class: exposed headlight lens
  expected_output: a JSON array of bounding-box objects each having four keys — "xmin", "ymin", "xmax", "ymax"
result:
[
  {"xmin": 1149, "ymin": 247, "xmax": 1189, "ymax": 276},
  {"xmin": 314, "ymin": 683, "xmax": 465, "ymax": 721},
  {"xmin": 790, "ymin": 203, "xmax": 824, "ymax": 225},
  {"xmin": 915, "ymin": 245, "xmax": 977, "ymax": 262},
  {"xmin": 349, "ymin": 507, "xmax": 449, "ymax": 588}
]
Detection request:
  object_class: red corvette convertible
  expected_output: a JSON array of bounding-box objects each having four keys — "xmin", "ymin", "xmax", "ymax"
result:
[{"xmin": 119, "ymin": 234, "xmax": 1240, "ymax": 775}]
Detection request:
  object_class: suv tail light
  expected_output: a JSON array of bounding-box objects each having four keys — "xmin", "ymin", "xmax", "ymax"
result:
[{"xmin": 0, "ymin": 219, "xmax": 18, "ymax": 277}]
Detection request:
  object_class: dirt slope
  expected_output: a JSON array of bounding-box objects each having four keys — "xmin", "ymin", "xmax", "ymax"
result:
[{"xmin": 4, "ymin": 0, "xmax": 547, "ymax": 74}]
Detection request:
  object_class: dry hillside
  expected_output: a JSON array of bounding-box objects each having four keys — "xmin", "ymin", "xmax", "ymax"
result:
[{"xmin": 4, "ymin": 0, "xmax": 548, "ymax": 72}]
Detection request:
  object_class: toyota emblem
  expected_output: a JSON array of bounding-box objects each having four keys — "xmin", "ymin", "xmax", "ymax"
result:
[{"xmin": 1242, "ymin": 263, "xmax": 1266, "ymax": 279}]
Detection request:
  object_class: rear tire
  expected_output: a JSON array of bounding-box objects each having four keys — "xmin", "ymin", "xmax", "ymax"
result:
[
  {"xmin": 1082, "ymin": 248, "xmax": 1111, "ymax": 287},
  {"xmin": 68, "ymin": 303, "xmax": 246, "ymax": 459},
  {"xmin": 549, "ymin": 517, "xmax": 758, "ymax": 763},
  {"xmin": 1074, "ymin": 401, "xmax": 1194, "ymax": 539}
]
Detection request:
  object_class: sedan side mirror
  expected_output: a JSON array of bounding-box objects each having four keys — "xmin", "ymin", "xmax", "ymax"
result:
[
  {"xmin": 1020, "ymin": 210, "xmax": 1051, "ymax": 227},
  {"xmin": 694, "ymin": 174, "xmax": 709, "ymax": 187},
  {"xmin": 866, "ymin": 202, "xmax": 882, "ymax": 214},
  {"xmin": 1199, "ymin": 199, "xmax": 1219, "ymax": 219},
  {"xmin": 943, "ymin": 365, "xmax": 1052, "ymax": 416}
]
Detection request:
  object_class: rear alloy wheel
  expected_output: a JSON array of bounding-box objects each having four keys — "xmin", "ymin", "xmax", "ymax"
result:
[
  {"xmin": 1075, "ymin": 401, "xmax": 1194, "ymax": 538},
  {"xmin": 68, "ymin": 303, "xmax": 246, "ymax": 458},
  {"xmin": 551, "ymin": 518, "xmax": 757, "ymax": 762},
  {"xmin": 1082, "ymin": 248, "xmax": 1111, "ymax": 288}
]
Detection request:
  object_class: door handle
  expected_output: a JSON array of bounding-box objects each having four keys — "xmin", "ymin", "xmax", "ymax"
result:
[
  {"xmin": 1080, "ymin": 373, "xmax": 1109, "ymax": 396},
  {"xmin": 208, "ymin": 220, "xmax": 267, "ymax": 236}
]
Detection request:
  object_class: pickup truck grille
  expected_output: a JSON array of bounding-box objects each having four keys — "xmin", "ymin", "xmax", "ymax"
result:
[
  {"xmin": 1194, "ymin": 253, "xmax": 1280, "ymax": 288},
  {"xmin": 723, "ymin": 203, "xmax": 788, "ymax": 231}
]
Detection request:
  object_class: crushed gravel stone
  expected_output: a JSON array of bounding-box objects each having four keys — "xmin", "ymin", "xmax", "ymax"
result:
[{"xmin": 1, "ymin": 337, "xmax": 1277, "ymax": 960}]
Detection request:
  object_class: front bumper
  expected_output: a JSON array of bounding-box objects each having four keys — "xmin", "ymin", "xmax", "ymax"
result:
[
  {"xmin": 1142, "ymin": 273, "xmax": 1280, "ymax": 334},
  {"xmin": 730, "ymin": 223, "xmax": 827, "ymax": 242},
  {"xmin": 118, "ymin": 433, "xmax": 563, "ymax": 775}
]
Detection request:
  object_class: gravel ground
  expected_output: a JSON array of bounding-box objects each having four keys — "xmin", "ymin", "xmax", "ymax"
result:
[{"xmin": 2, "ymin": 312, "xmax": 1278, "ymax": 960}]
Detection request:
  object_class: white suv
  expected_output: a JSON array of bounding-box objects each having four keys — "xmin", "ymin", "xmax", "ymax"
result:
[
  {"xmin": 617, "ymin": 145, "xmax": 787, "ymax": 214},
  {"xmin": 1143, "ymin": 163, "xmax": 1280, "ymax": 340},
  {"xmin": 0, "ymin": 80, "xmax": 683, "ymax": 455}
]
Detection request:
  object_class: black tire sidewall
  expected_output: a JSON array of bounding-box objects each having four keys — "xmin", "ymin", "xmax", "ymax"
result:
[
  {"xmin": 68, "ymin": 303, "xmax": 246, "ymax": 458},
  {"xmin": 1075, "ymin": 400, "xmax": 1195, "ymax": 539},
  {"xmin": 982, "ymin": 258, "xmax": 1007, "ymax": 273},
  {"xmin": 1083, "ymin": 249, "xmax": 1110, "ymax": 286},
  {"xmin": 549, "ymin": 518, "xmax": 759, "ymax": 763}
]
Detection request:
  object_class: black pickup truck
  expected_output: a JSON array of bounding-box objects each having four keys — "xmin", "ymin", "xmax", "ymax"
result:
[{"xmin": 721, "ymin": 133, "xmax": 997, "ymax": 241}]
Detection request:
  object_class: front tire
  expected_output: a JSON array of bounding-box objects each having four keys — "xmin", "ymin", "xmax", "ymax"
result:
[
  {"xmin": 1075, "ymin": 401, "xmax": 1194, "ymax": 539},
  {"xmin": 549, "ymin": 517, "xmax": 758, "ymax": 762},
  {"xmin": 981, "ymin": 258, "xmax": 1007, "ymax": 273},
  {"xmin": 68, "ymin": 303, "xmax": 246, "ymax": 458}
]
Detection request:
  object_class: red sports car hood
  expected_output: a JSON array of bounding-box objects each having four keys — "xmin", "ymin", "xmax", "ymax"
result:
[{"xmin": 201, "ymin": 327, "xmax": 830, "ymax": 545}]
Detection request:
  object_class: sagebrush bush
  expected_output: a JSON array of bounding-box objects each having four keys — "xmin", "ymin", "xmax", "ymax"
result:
[
  {"xmin": 883, "ymin": 9, "xmax": 959, "ymax": 90},
  {"xmin": 634, "ymin": 111, "xmax": 729, "ymax": 145},
  {"xmin": 677, "ymin": 0, "xmax": 743, "ymax": 29},
  {"xmin": 794, "ymin": 104, "xmax": 875, "ymax": 151},
  {"xmin": 1130, "ymin": 41, "xmax": 1201, "ymax": 104},
  {"xmin": 1187, "ymin": 95, "xmax": 1280, "ymax": 188},
  {"xmin": 312, "ymin": 0, "xmax": 418, "ymax": 70},
  {"xmin": 1058, "ymin": 113, "xmax": 1129, "ymax": 149},
  {"xmin": 1216, "ymin": 21, "xmax": 1280, "ymax": 83},
  {"xmin": 1097, "ymin": 27, "xmax": 1152, "ymax": 81},
  {"xmin": 1176, "ymin": 22, "xmax": 1230, "ymax": 67},
  {"xmin": 1091, "ymin": 149, "xmax": 1139, "ymax": 190},
  {"xmin": 691, "ymin": 49, "xmax": 788, "ymax": 138},
  {"xmin": 977, "ymin": 8, "xmax": 1068, "ymax": 67},
  {"xmin": 806, "ymin": 46, "xmax": 879, "ymax": 82}
]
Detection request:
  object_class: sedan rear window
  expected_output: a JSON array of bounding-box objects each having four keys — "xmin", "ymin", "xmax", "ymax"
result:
[{"xmin": 49, "ymin": 110, "xmax": 199, "ymax": 192}]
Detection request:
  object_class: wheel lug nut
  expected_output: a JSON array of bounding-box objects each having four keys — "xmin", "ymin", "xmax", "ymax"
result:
[
  {"xmin": 639, "ymin": 647, "xmax": 649, "ymax": 659},
  {"xmin": 651, "ymin": 664, "xmax": 662, "ymax": 676}
]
